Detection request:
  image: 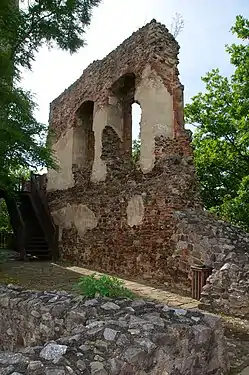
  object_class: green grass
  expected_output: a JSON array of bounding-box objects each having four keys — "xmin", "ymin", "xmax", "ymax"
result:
[{"xmin": 73, "ymin": 273, "xmax": 135, "ymax": 299}]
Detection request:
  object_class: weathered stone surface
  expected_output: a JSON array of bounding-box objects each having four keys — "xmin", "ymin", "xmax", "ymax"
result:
[
  {"xmin": 0, "ymin": 353, "xmax": 27, "ymax": 366},
  {"xmin": 39, "ymin": 343, "xmax": 67, "ymax": 361},
  {"xmin": 43, "ymin": 18, "xmax": 249, "ymax": 321},
  {"xmin": 90, "ymin": 361, "xmax": 107, "ymax": 375},
  {"xmin": 171, "ymin": 209, "xmax": 249, "ymax": 318},
  {"xmin": 27, "ymin": 360, "xmax": 44, "ymax": 371},
  {"xmin": 103, "ymin": 328, "xmax": 118, "ymax": 341},
  {"xmin": 0, "ymin": 284, "xmax": 230, "ymax": 374},
  {"xmin": 47, "ymin": 19, "xmax": 197, "ymax": 288},
  {"xmin": 101, "ymin": 302, "xmax": 120, "ymax": 311}
]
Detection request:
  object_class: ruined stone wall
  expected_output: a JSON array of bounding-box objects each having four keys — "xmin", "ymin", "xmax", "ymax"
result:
[
  {"xmin": 48, "ymin": 151, "xmax": 201, "ymax": 286},
  {"xmin": 46, "ymin": 19, "xmax": 249, "ymax": 319},
  {"xmin": 0, "ymin": 284, "xmax": 230, "ymax": 374},
  {"xmin": 47, "ymin": 19, "xmax": 190, "ymax": 190},
  {"xmin": 172, "ymin": 209, "xmax": 249, "ymax": 317},
  {"xmin": 47, "ymin": 20, "xmax": 202, "ymax": 286}
]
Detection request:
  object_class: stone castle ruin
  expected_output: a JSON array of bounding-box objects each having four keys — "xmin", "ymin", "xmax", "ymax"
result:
[{"xmin": 47, "ymin": 20, "xmax": 249, "ymax": 319}]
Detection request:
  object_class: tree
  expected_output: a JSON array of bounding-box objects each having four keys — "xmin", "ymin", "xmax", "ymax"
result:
[
  {"xmin": 132, "ymin": 138, "xmax": 141, "ymax": 164},
  {"xmin": 170, "ymin": 13, "xmax": 184, "ymax": 38},
  {"xmin": 185, "ymin": 15, "xmax": 249, "ymax": 231},
  {"xmin": 0, "ymin": 199, "xmax": 11, "ymax": 231},
  {"xmin": 0, "ymin": 0, "xmax": 101, "ymax": 190}
]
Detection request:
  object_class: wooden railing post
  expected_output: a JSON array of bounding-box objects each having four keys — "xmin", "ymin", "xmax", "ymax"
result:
[
  {"xmin": 52, "ymin": 225, "xmax": 59, "ymax": 262},
  {"xmin": 17, "ymin": 226, "xmax": 25, "ymax": 260}
]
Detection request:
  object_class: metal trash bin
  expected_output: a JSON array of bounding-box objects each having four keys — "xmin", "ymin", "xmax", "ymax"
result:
[{"xmin": 191, "ymin": 265, "xmax": 212, "ymax": 300}]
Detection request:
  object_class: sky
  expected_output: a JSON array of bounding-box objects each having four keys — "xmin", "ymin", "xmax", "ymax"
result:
[{"xmin": 22, "ymin": 0, "xmax": 249, "ymax": 139}]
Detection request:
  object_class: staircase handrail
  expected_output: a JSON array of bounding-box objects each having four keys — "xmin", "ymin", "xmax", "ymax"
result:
[{"xmin": 29, "ymin": 172, "xmax": 59, "ymax": 261}]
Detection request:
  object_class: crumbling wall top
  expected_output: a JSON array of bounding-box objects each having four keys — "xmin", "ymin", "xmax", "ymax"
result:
[
  {"xmin": 49, "ymin": 19, "xmax": 181, "ymax": 138},
  {"xmin": 52, "ymin": 19, "xmax": 179, "ymax": 103}
]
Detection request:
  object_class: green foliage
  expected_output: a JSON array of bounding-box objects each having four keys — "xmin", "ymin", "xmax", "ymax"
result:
[
  {"xmin": 0, "ymin": 165, "xmax": 29, "ymax": 231},
  {"xmin": 132, "ymin": 138, "xmax": 141, "ymax": 164},
  {"xmin": 7, "ymin": 0, "xmax": 101, "ymax": 74},
  {"xmin": 0, "ymin": 0, "xmax": 101, "ymax": 190},
  {"xmin": 0, "ymin": 200, "xmax": 10, "ymax": 231},
  {"xmin": 185, "ymin": 15, "xmax": 249, "ymax": 231},
  {"xmin": 74, "ymin": 274, "xmax": 135, "ymax": 299},
  {"xmin": 0, "ymin": 81, "xmax": 54, "ymax": 190}
]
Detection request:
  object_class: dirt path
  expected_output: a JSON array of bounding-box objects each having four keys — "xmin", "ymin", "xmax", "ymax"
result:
[{"xmin": 0, "ymin": 259, "xmax": 80, "ymax": 291}]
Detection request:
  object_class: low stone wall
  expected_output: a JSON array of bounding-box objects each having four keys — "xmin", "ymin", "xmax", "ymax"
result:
[
  {"xmin": 200, "ymin": 259, "xmax": 249, "ymax": 319},
  {"xmin": 0, "ymin": 284, "xmax": 229, "ymax": 374},
  {"xmin": 171, "ymin": 209, "xmax": 249, "ymax": 318}
]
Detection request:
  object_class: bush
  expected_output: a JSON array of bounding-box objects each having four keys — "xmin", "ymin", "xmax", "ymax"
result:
[{"xmin": 73, "ymin": 273, "xmax": 135, "ymax": 299}]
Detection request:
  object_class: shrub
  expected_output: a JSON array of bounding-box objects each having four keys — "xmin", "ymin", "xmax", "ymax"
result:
[{"xmin": 73, "ymin": 273, "xmax": 135, "ymax": 299}]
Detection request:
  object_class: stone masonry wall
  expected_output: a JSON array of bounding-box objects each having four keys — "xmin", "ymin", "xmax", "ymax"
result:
[
  {"xmin": 46, "ymin": 19, "xmax": 249, "ymax": 319},
  {"xmin": 171, "ymin": 209, "xmax": 249, "ymax": 318},
  {"xmin": 47, "ymin": 19, "xmax": 191, "ymax": 190},
  {"xmin": 47, "ymin": 20, "xmax": 201, "ymax": 287},
  {"xmin": 0, "ymin": 284, "xmax": 230, "ymax": 374},
  {"xmin": 48, "ymin": 150, "xmax": 201, "ymax": 287},
  {"xmin": 48, "ymin": 20, "xmax": 185, "ymax": 144}
]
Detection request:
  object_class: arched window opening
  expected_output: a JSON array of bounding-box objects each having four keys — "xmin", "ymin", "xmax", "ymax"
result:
[
  {"xmin": 74, "ymin": 100, "xmax": 95, "ymax": 171},
  {"xmin": 111, "ymin": 73, "xmax": 141, "ymax": 161}
]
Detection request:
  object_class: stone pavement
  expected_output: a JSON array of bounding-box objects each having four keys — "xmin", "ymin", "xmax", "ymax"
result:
[{"xmin": 62, "ymin": 265, "xmax": 199, "ymax": 310}]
